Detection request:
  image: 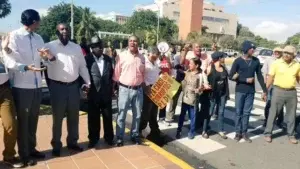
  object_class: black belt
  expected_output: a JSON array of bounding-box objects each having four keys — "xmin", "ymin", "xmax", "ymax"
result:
[
  {"xmin": 119, "ymin": 83, "xmax": 141, "ymax": 90},
  {"xmin": 51, "ymin": 79, "xmax": 77, "ymax": 86},
  {"xmin": 274, "ymin": 86, "xmax": 296, "ymax": 91}
]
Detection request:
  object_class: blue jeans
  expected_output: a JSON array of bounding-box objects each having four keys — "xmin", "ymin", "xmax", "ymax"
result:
[
  {"xmin": 203, "ymin": 95, "xmax": 226, "ymax": 132},
  {"xmin": 235, "ymin": 92, "xmax": 254, "ymax": 134},
  {"xmin": 116, "ymin": 86, "xmax": 143, "ymax": 140},
  {"xmin": 177, "ymin": 103, "xmax": 196, "ymax": 136}
]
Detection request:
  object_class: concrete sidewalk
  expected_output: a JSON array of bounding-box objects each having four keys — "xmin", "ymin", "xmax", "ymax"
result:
[{"xmin": 0, "ymin": 108, "xmax": 193, "ymax": 169}]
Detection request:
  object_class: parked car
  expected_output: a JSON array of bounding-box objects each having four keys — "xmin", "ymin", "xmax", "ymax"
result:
[
  {"xmin": 223, "ymin": 49, "xmax": 239, "ymax": 57},
  {"xmin": 256, "ymin": 49, "xmax": 273, "ymax": 65}
]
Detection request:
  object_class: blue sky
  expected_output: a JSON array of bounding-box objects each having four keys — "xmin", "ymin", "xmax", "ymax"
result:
[{"xmin": 1, "ymin": 0, "xmax": 300, "ymax": 42}]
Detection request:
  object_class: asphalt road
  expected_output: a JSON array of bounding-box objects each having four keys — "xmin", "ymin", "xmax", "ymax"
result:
[{"xmin": 40, "ymin": 66, "xmax": 300, "ymax": 169}]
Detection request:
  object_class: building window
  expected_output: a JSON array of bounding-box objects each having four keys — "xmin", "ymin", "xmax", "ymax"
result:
[
  {"xmin": 173, "ymin": 11, "xmax": 180, "ymax": 17},
  {"xmin": 202, "ymin": 16, "xmax": 229, "ymax": 23}
]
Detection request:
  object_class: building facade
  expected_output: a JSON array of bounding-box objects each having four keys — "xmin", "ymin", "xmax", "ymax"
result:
[
  {"xmin": 98, "ymin": 12, "xmax": 130, "ymax": 25},
  {"xmin": 136, "ymin": 0, "xmax": 238, "ymax": 40}
]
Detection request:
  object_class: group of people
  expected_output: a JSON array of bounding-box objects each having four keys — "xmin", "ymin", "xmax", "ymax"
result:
[{"xmin": 0, "ymin": 8, "xmax": 300, "ymax": 169}]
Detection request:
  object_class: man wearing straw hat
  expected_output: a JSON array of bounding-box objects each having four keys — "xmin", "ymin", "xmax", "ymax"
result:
[{"xmin": 264, "ymin": 45, "xmax": 299, "ymax": 144}]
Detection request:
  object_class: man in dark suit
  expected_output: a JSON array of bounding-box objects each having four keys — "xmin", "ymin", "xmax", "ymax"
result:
[{"xmin": 85, "ymin": 36, "xmax": 114, "ymax": 148}]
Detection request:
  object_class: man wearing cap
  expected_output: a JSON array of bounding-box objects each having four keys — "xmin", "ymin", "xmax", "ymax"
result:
[
  {"xmin": 261, "ymin": 47, "xmax": 284, "ymax": 128},
  {"xmin": 84, "ymin": 36, "xmax": 114, "ymax": 148},
  {"xmin": 264, "ymin": 45, "xmax": 300, "ymax": 144},
  {"xmin": 229, "ymin": 40, "xmax": 267, "ymax": 143}
]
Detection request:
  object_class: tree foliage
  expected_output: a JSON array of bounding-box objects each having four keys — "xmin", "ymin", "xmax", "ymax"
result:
[
  {"xmin": 123, "ymin": 10, "xmax": 178, "ymax": 44},
  {"xmin": 0, "ymin": 0, "xmax": 11, "ymax": 19},
  {"xmin": 37, "ymin": 3, "xmax": 83, "ymax": 42},
  {"xmin": 76, "ymin": 7, "xmax": 97, "ymax": 43},
  {"xmin": 286, "ymin": 33, "xmax": 300, "ymax": 46},
  {"xmin": 219, "ymin": 35, "xmax": 237, "ymax": 49}
]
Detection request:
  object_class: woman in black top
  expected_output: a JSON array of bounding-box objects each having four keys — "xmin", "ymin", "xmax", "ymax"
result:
[{"xmin": 202, "ymin": 52, "xmax": 229, "ymax": 139}]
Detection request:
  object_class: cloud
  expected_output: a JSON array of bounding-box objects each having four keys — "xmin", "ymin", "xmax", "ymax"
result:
[
  {"xmin": 96, "ymin": 11, "xmax": 122, "ymax": 20},
  {"xmin": 228, "ymin": 0, "xmax": 240, "ymax": 5},
  {"xmin": 239, "ymin": 16, "xmax": 300, "ymax": 43},
  {"xmin": 37, "ymin": 8, "xmax": 48, "ymax": 16}
]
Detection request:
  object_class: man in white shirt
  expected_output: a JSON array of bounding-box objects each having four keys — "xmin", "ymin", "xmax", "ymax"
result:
[
  {"xmin": 4, "ymin": 9, "xmax": 48, "ymax": 167},
  {"xmin": 139, "ymin": 46, "xmax": 163, "ymax": 144},
  {"xmin": 45, "ymin": 23, "xmax": 90, "ymax": 156}
]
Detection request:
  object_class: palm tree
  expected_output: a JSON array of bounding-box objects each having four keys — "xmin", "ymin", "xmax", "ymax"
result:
[
  {"xmin": 76, "ymin": 7, "xmax": 97, "ymax": 43},
  {"xmin": 0, "ymin": 0, "xmax": 11, "ymax": 18}
]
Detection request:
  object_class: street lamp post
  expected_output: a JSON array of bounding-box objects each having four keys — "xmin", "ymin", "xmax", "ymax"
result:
[
  {"xmin": 154, "ymin": 2, "xmax": 160, "ymax": 45},
  {"xmin": 70, "ymin": 0, "xmax": 74, "ymax": 40}
]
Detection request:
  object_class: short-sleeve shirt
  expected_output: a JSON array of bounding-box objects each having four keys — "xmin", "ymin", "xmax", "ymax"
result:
[{"xmin": 269, "ymin": 58, "xmax": 300, "ymax": 89}]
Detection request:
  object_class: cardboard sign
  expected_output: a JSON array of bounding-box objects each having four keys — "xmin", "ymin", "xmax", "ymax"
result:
[{"xmin": 147, "ymin": 73, "xmax": 180, "ymax": 109}]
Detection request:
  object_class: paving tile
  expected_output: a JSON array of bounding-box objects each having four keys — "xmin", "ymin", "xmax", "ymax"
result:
[
  {"xmin": 163, "ymin": 164, "xmax": 182, "ymax": 169},
  {"xmin": 74, "ymin": 156, "xmax": 107, "ymax": 169},
  {"xmin": 117, "ymin": 145, "xmax": 148, "ymax": 160},
  {"xmin": 106, "ymin": 161, "xmax": 135, "ymax": 169},
  {"xmin": 137, "ymin": 145, "xmax": 160, "ymax": 156},
  {"xmin": 151, "ymin": 155, "xmax": 174, "ymax": 166},
  {"xmin": 27, "ymin": 164, "xmax": 49, "ymax": 169},
  {"xmin": 71, "ymin": 150, "xmax": 95, "ymax": 159},
  {"xmin": 130, "ymin": 156, "xmax": 160, "ymax": 169},
  {"xmin": 47, "ymin": 160, "xmax": 78, "ymax": 169},
  {"xmin": 95, "ymin": 148, "xmax": 126, "ymax": 165}
]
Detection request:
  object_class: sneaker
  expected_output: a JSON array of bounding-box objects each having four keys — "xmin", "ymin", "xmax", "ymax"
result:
[
  {"xmin": 234, "ymin": 134, "xmax": 242, "ymax": 142},
  {"xmin": 188, "ymin": 133, "xmax": 195, "ymax": 140},
  {"xmin": 219, "ymin": 132, "xmax": 228, "ymax": 139},
  {"xmin": 242, "ymin": 134, "xmax": 252, "ymax": 143},
  {"xmin": 289, "ymin": 137, "xmax": 298, "ymax": 144},
  {"xmin": 264, "ymin": 136, "xmax": 272, "ymax": 143},
  {"xmin": 202, "ymin": 132, "xmax": 209, "ymax": 139},
  {"xmin": 3, "ymin": 157, "xmax": 24, "ymax": 168}
]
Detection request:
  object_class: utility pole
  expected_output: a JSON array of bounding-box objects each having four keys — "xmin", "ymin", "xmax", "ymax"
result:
[{"xmin": 70, "ymin": 0, "xmax": 74, "ymax": 40}]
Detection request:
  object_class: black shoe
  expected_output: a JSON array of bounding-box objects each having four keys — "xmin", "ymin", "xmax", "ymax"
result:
[
  {"xmin": 176, "ymin": 131, "xmax": 181, "ymax": 139},
  {"xmin": 105, "ymin": 140, "xmax": 115, "ymax": 146},
  {"xmin": 67, "ymin": 144, "xmax": 83, "ymax": 152},
  {"xmin": 3, "ymin": 157, "xmax": 25, "ymax": 168},
  {"xmin": 131, "ymin": 137, "xmax": 142, "ymax": 145},
  {"xmin": 116, "ymin": 139, "xmax": 124, "ymax": 147},
  {"xmin": 88, "ymin": 141, "xmax": 97, "ymax": 148},
  {"xmin": 52, "ymin": 149, "xmax": 61, "ymax": 157},
  {"xmin": 30, "ymin": 150, "xmax": 45, "ymax": 159},
  {"xmin": 242, "ymin": 134, "xmax": 252, "ymax": 143},
  {"xmin": 234, "ymin": 134, "xmax": 242, "ymax": 142}
]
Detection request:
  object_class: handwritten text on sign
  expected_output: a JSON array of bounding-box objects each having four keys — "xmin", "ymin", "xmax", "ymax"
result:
[{"xmin": 148, "ymin": 73, "xmax": 180, "ymax": 109}]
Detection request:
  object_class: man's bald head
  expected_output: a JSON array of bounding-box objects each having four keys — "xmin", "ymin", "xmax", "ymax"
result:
[{"xmin": 56, "ymin": 23, "xmax": 70, "ymax": 45}]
